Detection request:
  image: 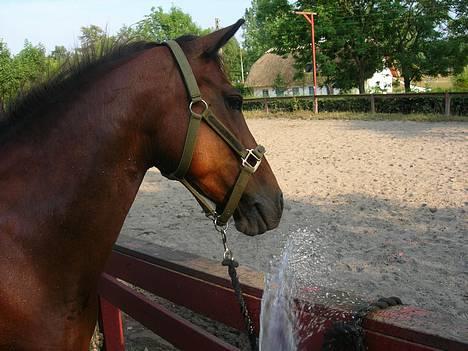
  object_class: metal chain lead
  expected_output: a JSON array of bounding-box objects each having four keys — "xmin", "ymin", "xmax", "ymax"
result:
[
  {"xmin": 212, "ymin": 216, "xmax": 258, "ymax": 351},
  {"xmin": 213, "ymin": 215, "xmax": 234, "ymax": 261}
]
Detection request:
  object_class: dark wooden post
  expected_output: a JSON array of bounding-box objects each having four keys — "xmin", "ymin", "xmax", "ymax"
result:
[
  {"xmin": 444, "ymin": 92, "xmax": 451, "ymax": 116},
  {"xmin": 370, "ymin": 94, "xmax": 376, "ymax": 114},
  {"xmin": 99, "ymin": 297, "xmax": 125, "ymax": 351}
]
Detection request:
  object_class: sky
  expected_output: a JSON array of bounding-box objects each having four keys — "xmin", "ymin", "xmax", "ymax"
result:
[{"xmin": 0, "ymin": 0, "xmax": 252, "ymax": 54}]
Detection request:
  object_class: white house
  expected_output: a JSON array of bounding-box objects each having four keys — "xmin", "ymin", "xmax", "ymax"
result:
[
  {"xmin": 245, "ymin": 52, "xmax": 402, "ymax": 96},
  {"xmin": 365, "ymin": 68, "xmax": 394, "ymax": 93},
  {"xmin": 245, "ymin": 52, "xmax": 331, "ymax": 98}
]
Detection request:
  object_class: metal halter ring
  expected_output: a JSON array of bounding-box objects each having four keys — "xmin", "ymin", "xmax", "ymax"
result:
[
  {"xmin": 213, "ymin": 215, "xmax": 229, "ymax": 234},
  {"xmin": 189, "ymin": 99, "xmax": 209, "ymax": 118}
]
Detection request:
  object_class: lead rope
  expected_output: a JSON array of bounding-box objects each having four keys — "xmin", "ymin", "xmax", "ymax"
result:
[
  {"xmin": 322, "ymin": 296, "xmax": 403, "ymax": 351},
  {"xmin": 214, "ymin": 219, "xmax": 258, "ymax": 351}
]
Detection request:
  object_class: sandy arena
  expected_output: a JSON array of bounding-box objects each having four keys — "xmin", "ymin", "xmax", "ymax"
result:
[{"xmin": 117, "ymin": 118, "xmax": 467, "ymax": 347}]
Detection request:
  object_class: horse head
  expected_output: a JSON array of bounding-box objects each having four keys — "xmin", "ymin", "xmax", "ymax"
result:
[{"xmin": 147, "ymin": 20, "xmax": 283, "ymax": 236}]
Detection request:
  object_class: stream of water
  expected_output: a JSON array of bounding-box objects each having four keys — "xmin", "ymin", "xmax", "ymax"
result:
[{"xmin": 259, "ymin": 227, "xmax": 362, "ymax": 350}]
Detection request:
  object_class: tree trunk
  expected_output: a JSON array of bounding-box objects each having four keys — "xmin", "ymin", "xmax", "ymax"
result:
[
  {"xmin": 358, "ymin": 79, "xmax": 366, "ymax": 94},
  {"xmin": 357, "ymin": 65, "xmax": 366, "ymax": 94},
  {"xmin": 404, "ymin": 76, "xmax": 411, "ymax": 93}
]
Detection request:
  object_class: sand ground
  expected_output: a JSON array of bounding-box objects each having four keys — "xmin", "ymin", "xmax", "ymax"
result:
[{"xmin": 117, "ymin": 119, "xmax": 467, "ymax": 348}]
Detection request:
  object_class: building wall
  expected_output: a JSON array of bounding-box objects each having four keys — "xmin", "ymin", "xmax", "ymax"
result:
[
  {"xmin": 365, "ymin": 68, "xmax": 393, "ymax": 93},
  {"xmin": 247, "ymin": 64, "xmax": 401, "ymax": 96},
  {"xmin": 252, "ymin": 85, "xmax": 329, "ymax": 98}
]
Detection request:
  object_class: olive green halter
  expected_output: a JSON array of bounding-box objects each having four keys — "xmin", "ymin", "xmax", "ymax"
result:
[{"xmin": 164, "ymin": 40, "xmax": 265, "ymax": 227}]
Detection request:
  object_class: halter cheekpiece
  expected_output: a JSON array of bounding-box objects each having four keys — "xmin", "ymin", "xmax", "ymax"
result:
[{"xmin": 163, "ymin": 40, "xmax": 265, "ymax": 227}]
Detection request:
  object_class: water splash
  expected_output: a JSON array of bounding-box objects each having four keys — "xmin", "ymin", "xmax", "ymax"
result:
[
  {"xmin": 259, "ymin": 241, "xmax": 298, "ymax": 350},
  {"xmin": 260, "ymin": 227, "xmax": 363, "ymax": 350}
]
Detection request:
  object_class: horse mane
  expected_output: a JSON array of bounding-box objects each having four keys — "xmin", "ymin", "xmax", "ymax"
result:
[
  {"xmin": 0, "ymin": 40, "xmax": 158, "ymax": 139},
  {"xmin": 0, "ymin": 34, "xmax": 222, "ymax": 142}
]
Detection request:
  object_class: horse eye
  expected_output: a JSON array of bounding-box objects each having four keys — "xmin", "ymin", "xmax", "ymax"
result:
[{"xmin": 226, "ymin": 96, "xmax": 243, "ymax": 111}]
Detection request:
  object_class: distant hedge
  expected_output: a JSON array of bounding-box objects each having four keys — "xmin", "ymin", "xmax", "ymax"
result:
[{"xmin": 243, "ymin": 95, "xmax": 468, "ymax": 116}]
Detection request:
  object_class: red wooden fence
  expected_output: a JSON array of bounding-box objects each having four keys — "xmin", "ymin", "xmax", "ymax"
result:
[{"xmin": 98, "ymin": 239, "xmax": 468, "ymax": 350}]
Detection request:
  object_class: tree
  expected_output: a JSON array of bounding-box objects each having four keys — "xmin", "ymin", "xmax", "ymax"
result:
[
  {"xmin": 296, "ymin": 0, "xmax": 393, "ymax": 93},
  {"xmin": 130, "ymin": 6, "xmax": 241, "ymax": 84},
  {"xmin": 50, "ymin": 45, "xmax": 69, "ymax": 62},
  {"xmin": 243, "ymin": 0, "xmax": 390, "ymax": 93},
  {"xmin": 221, "ymin": 38, "xmax": 244, "ymax": 84},
  {"xmin": 79, "ymin": 25, "xmax": 107, "ymax": 48},
  {"xmin": 452, "ymin": 66, "xmax": 468, "ymax": 90},
  {"xmin": 13, "ymin": 40, "xmax": 48, "ymax": 91},
  {"xmin": 0, "ymin": 40, "xmax": 48, "ymax": 105},
  {"xmin": 446, "ymin": 0, "xmax": 468, "ymax": 77},
  {"xmin": 0, "ymin": 40, "xmax": 15, "ymax": 104},
  {"xmin": 47, "ymin": 45, "xmax": 70, "ymax": 74},
  {"xmin": 273, "ymin": 73, "xmax": 286, "ymax": 96},
  {"xmin": 134, "ymin": 6, "xmax": 207, "ymax": 42},
  {"xmin": 383, "ymin": 0, "xmax": 467, "ymax": 92},
  {"xmin": 78, "ymin": 25, "xmax": 115, "ymax": 55},
  {"xmin": 243, "ymin": 0, "xmax": 291, "ymax": 73},
  {"xmin": 116, "ymin": 24, "xmax": 138, "ymax": 42}
]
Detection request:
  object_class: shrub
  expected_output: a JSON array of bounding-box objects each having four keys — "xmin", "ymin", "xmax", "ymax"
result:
[
  {"xmin": 375, "ymin": 96, "xmax": 444, "ymax": 114},
  {"xmin": 243, "ymin": 94, "xmax": 467, "ymax": 116}
]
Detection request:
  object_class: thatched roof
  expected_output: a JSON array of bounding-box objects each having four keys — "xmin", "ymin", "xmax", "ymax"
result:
[{"xmin": 245, "ymin": 52, "xmax": 317, "ymax": 88}]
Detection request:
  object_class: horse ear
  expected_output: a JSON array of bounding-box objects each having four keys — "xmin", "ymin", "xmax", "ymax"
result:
[{"xmin": 198, "ymin": 19, "xmax": 244, "ymax": 58}]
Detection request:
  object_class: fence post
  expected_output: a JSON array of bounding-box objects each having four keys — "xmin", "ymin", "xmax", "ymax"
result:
[
  {"xmin": 370, "ymin": 94, "xmax": 376, "ymax": 114},
  {"xmin": 444, "ymin": 92, "xmax": 451, "ymax": 116},
  {"xmin": 99, "ymin": 297, "xmax": 125, "ymax": 351}
]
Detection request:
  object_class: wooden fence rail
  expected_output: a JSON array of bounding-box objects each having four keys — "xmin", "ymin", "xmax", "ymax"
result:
[{"xmin": 97, "ymin": 238, "xmax": 468, "ymax": 351}]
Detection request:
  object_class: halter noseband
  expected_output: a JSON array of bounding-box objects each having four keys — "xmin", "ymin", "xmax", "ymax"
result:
[{"xmin": 163, "ymin": 40, "xmax": 265, "ymax": 227}]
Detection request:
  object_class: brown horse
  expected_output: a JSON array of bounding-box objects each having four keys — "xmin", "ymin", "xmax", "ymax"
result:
[{"xmin": 0, "ymin": 20, "xmax": 282, "ymax": 350}]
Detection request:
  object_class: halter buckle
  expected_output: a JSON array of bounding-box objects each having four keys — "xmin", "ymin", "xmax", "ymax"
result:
[{"xmin": 242, "ymin": 149, "xmax": 262, "ymax": 173}]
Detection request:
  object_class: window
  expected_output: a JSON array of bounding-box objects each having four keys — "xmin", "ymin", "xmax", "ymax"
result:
[
  {"xmin": 262, "ymin": 89, "xmax": 269, "ymax": 97},
  {"xmin": 292, "ymin": 87, "xmax": 300, "ymax": 96},
  {"xmin": 275, "ymin": 88, "xmax": 285, "ymax": 97},
  {"xmin": 308, "ymin": 86, "xmax": 314, "ymax": 96}
]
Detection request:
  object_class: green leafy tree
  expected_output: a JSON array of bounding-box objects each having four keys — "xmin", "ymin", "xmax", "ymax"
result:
[
  {"xmin": 222, "ymin": 38, "xmax": 244, "ymax": 83},
  {"xmin": 294, "ymin": 0, "xmax": 393, "ymax": 93},
  {"xmin": 50, "ymin": 45, "xmax": 69, "ymax": 62},
  {"xmin": 0, "ymin": 40, "xmax": 48, "ymax": 105},
  {"xmin": 243, "ymin": 0, "xmax": 391, "ymax": 93},
  {"xmin": 383, "ymin": 0, "xmax": 467, "ymax": 92},
  {"xmin": 0, "ymin": 40, "xmax": 15, "ymax": 104},
  {"xmin": 273, "ymin": 73, "xmax": 286, "ymax": 96},
  {"xmin": 134, "ymin": 6, "xmax": 207, "ymax": 41},
  {"xmin": 447, "ymin": 0, "xmax": 467, "ymax": 37},
  {"xmin": 47, "ymin": 45, "xmax": 70, "ymax": 73},
  {"xmin": 130, "ymin": 6, "xmax": 241, "ymax": 84},
  {"xmin": 13, "ymin": 40, "xmax": 48, "ymax": 91},
  {"xmin": 79, "ymin": 25, "xmax": 106, "ymax": 48},
  {"xmin": 453, "ymin": 66, "xmax": 468, "ymax": 90},
  {"xmin": 78, "ymin": 25, "xmax": 115, "ymax": 55},
  {"xmin": 243, "ymin": 0, "xmax": 291, "ymax": 73},
  {"xmin": 446, "ymin": 0, "xmax": 468, "ymax": 78},
  {"xmin": 116, "ymin": 24, "xmax": 138, "ymax": 42}
]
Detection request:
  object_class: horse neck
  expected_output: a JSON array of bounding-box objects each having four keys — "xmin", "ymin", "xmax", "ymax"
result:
[{"xmin": 1, "ymin": 49, "xmax": 172, "ymax": 282}]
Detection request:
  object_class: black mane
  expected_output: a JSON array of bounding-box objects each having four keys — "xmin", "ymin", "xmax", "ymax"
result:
[
  {"xmin": 0, "ymin": 34, "xmax": 221, "ymax": 142},
  {"xmin": 0, "ymin": 40, "xmax": 158, "ymax": 140}
]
